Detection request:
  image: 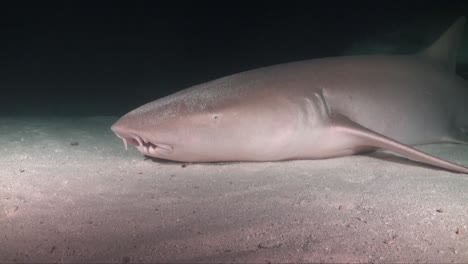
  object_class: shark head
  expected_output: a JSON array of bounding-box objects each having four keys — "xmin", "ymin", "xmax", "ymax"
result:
[
  {"xmin": 111, "ymin": 80, "xmax": 303, "ymax": 162},
  {"xmin": 110, "ymin": 89, "xmax": 217, "ymax": 162}
]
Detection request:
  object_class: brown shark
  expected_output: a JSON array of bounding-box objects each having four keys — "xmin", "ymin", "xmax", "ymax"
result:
[{"xmin": 111, "ymin": 17, "xmax": 468, "ymax": 174}]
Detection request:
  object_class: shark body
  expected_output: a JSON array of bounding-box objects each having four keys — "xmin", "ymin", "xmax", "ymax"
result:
[{"xmin": 112, "ymin": 17, "xmax": 468, "ymax": 174}]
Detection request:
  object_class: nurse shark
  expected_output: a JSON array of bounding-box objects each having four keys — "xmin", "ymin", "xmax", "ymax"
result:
[{"xmin": 112, "ymin": 17, "xmax": 468, "ymax": 174}]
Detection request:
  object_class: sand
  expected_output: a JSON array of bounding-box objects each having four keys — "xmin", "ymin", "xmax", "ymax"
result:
[{"xmin": 1, "ymin": 116, "xmax": 468, "ymax": 263}]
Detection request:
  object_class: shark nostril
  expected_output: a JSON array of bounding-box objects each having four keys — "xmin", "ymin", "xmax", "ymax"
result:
[{"xmin": 133, "ymin": 136, "xmax": 143, "ymax": 147}]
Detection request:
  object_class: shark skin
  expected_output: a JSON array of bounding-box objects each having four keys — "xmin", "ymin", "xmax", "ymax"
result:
[{"xmin": 112, "ymin": 17, "xmax": 468, "ymax": 174}]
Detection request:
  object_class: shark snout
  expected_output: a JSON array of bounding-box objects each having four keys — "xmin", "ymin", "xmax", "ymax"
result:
[
  {"xmin": 111, "ymin": 117, "xmax": 141, "ymax": 140},
  {"xmin": 110, "ymin": 119, "xmax": 127, "ymax": 136},
  {"xmin": 111, "ymin": 119, "xmax": 134, "ymax": 150}
]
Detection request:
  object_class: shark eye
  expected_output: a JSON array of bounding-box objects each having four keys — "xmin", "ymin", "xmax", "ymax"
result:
[{"xmin": 212, "ymin": 114, "xmax": 219, "ymax": 120}]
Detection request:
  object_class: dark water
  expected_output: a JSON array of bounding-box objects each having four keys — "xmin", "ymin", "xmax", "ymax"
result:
[{"xmin": 1, "ymin": 2, "xmax": 467, "ymax": 117}]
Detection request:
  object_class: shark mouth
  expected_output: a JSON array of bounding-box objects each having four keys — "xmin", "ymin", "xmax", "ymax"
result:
[{"xmin": 115, "ymin": 133, "xmax": 173, "ymax": 156}]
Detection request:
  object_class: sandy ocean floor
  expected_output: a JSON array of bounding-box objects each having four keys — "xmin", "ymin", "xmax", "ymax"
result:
[{"xmin": 1, "ymin": 116, "xmax": 468, "ymax": 263}]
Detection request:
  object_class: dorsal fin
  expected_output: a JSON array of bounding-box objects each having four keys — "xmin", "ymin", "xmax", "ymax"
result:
[{"xmin": 419, "ymin": 16, "xmax": 465, "ymax": 72}]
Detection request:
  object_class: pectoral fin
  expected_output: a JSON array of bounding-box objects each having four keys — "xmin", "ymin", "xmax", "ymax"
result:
[{"xmin": 329, "ymin": 114, "xmax": 468, "ymax": 174}]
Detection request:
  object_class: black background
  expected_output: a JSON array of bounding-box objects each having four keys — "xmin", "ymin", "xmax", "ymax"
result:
[{"xmin": 1, "ymin": 1, "xmax": 467, "ymax": 116}]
